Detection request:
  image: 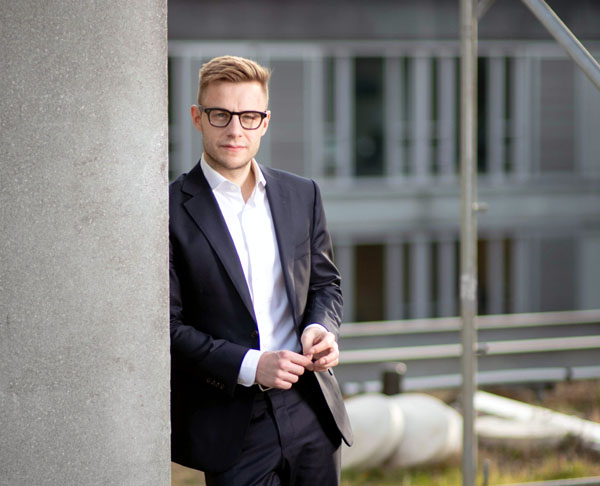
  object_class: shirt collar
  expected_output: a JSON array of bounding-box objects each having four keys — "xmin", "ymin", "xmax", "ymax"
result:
[{"xmin": 200, "ymin": 156, "xmax": 266, "ymax": 192}]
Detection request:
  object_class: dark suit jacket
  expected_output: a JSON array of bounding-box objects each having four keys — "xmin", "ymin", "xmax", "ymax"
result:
[{"xmin": 169, "ymin": 161, "xmax": 353, "ymax": 473}]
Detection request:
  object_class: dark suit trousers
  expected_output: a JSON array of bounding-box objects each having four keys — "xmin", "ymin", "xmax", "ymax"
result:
[{"xmin": 204, "ymin": 373, "xmax": 342, "ymax": 486}]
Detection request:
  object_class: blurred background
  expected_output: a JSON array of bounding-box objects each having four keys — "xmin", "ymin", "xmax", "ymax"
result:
[
  {"xmin": 167, "ymin": 0, "xmax": 600, "ymax": 325},
  {"xmin": 166, "ymin": 1, "xmax": 600, "ymax": 484}
]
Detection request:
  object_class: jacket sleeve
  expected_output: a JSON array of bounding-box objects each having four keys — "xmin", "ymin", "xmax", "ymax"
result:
[
  {"xmin": 169, "ymin": 236, "xmax": 249, "ymax": 397},
  {"xmin": 300, "ymin": 181, "xmax": 343, "ymax": 339}
]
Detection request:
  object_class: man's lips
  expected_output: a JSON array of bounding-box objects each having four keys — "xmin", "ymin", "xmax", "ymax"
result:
[{"xmin": 221, "ymin": 144, "xmax": 246, "ymax": 150}]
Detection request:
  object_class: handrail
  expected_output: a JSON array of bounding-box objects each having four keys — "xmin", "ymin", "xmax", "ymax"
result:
[
  {"xmin": 342, "ymin": 365, "xmax": 600, "ymax": 394},
  {"xmin": 341, "ymin": 309, "xmax": 600, "ymax": 337},
  {"xmin": 340, "ymin": 335, "xmax": 600, "ymax": 364}
]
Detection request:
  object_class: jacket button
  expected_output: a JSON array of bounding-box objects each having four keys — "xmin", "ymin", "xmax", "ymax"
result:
[{"xmin": 250, "ymin": 330, "xmax": 258, "ymax": 338}]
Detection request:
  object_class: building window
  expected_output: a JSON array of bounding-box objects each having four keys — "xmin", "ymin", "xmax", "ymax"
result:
[
  {"xmin": 354, "ymin": 243, "xmax": 385, "ymax": 321},
  {"xmin": 355, "ymin": 57, "xmax": 384, "ymax": 177},
  {"xmin": 323, "ymin": 57, "xmax": 337, "ymax": 177}
]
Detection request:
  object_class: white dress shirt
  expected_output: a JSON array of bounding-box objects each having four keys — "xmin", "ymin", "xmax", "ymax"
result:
[{"xmin": 201, "ymin": 158, "xmax": 321, "ymax": 386}]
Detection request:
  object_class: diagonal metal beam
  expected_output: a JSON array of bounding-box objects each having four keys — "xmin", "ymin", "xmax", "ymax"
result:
[
  {"xmin": 477, "ymin": 0, "xmax": 497, "ymax": 19},
  {"xmin": 521, "ymin": 0, "xmax": 600, "ymax": 90}
]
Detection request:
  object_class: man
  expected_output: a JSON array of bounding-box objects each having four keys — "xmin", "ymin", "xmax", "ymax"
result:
[{"xmin": 169, "ymin": 55, "xmax": 352, "ymax": 486}]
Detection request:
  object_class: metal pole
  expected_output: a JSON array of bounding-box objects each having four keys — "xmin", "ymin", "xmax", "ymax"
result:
[
  {"xmin": 521, "ymin": 0, "xmax": 600, "ymax": 90},
  {"xmin": 460, "ymin": 0, "xmax": 478, "ymax": 485}
]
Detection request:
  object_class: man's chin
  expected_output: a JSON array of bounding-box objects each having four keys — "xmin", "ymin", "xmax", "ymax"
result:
[{"xmin": 207, "ymin": 156, "xmax": 252, "ymax": 173}]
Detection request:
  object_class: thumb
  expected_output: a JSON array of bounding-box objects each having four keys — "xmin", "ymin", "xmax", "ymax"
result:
[{"xmin": 301, "ymin": 328, "xmax": 317, "ymax": 356}]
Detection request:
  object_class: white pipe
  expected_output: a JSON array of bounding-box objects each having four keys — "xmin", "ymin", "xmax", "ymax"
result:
[{"xmin": 475, "ymin": 390, "xmax": 600, "ymax": 452}]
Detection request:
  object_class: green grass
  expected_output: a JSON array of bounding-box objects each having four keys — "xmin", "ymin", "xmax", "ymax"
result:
[
  {"xmin": 342, "ymin": 463, "xmax": 463, "ymax": 485},
  {"xmin": 340, "ymin": 446, "xmax": 600, "ymax": 486}
]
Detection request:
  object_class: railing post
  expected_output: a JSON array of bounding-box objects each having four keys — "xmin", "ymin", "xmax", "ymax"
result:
[{"xmin": 381, "ymin": 362, "xmax": 407, "ymax": 395}]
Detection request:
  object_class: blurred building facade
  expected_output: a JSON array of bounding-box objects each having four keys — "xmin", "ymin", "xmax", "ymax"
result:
[{"xmin": 167, "ymin": 0, "xmax": 600, "ymax": 322}]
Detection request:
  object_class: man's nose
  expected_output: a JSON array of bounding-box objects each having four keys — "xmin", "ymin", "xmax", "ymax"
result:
[{"xmin": 225, "ymin": 114, "xmax": 245, "ymax": 134}]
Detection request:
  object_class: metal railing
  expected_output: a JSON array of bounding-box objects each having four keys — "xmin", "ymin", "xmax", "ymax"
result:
[
  {"xmin": 341, "ymin": 335, "xmax": 600, "ymax": 364},
  {"xmin": 337, "ymin": 309, "xmax": 600, "ymax": 395},
  {"xmin": 341, "ymin": 309, "xmax": 600, "ymax": 336}
]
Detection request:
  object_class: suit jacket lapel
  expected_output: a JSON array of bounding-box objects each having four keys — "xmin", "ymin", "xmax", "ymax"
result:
[
  {"xmin": 263, "ymin": 167, "xmax": 297, "ymax": 321},
  {"xmin": 181, "ymin": 163, "xmax": 256, "ymax": 322}
]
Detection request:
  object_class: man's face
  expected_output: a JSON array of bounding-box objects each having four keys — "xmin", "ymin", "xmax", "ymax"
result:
[{"xmin": 191, "ymin": 81, "xmax": 270, "ymax": 177}]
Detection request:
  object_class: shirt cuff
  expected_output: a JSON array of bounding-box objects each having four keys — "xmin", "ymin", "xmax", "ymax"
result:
[
  {"xmin": 304, "ymin": 323, "xmax": 328, "ymax": 334},
  {"xmin": 237, "ymin": 349, "xmax": 264, "ymax": 387}
]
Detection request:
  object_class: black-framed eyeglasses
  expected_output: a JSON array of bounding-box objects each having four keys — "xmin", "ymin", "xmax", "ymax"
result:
[{"xmin": 198, "ymin": 105, "xmax": 268, "ymax": 130}]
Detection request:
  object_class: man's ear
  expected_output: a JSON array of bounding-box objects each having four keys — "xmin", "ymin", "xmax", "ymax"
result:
[
  {"xmin": 190, "ymin": 105, "xmax": 203, "ymax": 133},
  {"xmin": 260, "ymin": 110, "xmax": 271, "ymax": 135}
]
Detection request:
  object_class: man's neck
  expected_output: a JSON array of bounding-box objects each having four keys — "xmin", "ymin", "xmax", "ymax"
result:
[
  {"xmin": 204, "ymin": 157, "xmax": 257, "ymax": 203},
  {"xmin": 239, "ymin": 163, "xmax": 256, "ymax": 203}
]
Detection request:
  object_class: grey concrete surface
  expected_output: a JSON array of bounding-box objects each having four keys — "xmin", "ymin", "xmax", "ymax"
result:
[{"xmin": 0, "ymin": 1, "xmax": 170, "ymax": 485}]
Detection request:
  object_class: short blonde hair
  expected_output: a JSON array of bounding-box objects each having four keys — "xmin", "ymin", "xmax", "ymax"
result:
[{"xmin": 197, "ymin": 55, "xmax": 271, "ymax": 105}]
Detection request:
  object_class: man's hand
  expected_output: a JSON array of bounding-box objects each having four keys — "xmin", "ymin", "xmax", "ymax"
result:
[
  {"xmin": 255, "ymin": 350, "xmax": 313, "ymax": 390},
  {"xmin": 301, "ymin": 326, "xmax": 339, "ymax": 372}
]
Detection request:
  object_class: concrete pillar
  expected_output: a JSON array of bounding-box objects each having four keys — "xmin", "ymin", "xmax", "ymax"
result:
[
  {"xmin": 410, "ymin": 54, "xmax": 433, "ymax": 183},
  {"xmin": 437, "ymin": 235, "xmax": 457, "ymax": 317},
  {"xmin": 437, "ymin": 55, "xmax": 457, "ymax": 182},
  {"xmin": 334, "ymin": 55, "xmax": 354, "ymax": 179},
  {"xmin": 0, "ymin": 2, "xmax": 170, "ymax": 485},
  {"xmin": 335, "ymin": 241, "xmax": 356, "ymax": 322},
  {"xmin": 384, "ymin": 57, "xmax": 405, "ymax": 179},
  {"xmin": 511, "ymin": 57, "xmax": 532, "ymax": 181},
  {"xmin": 384, "ymin": 240, "xmax": 405, "ymax": 320},
  {"xmin": 409, "ymin": 233, "xmax": 432, "ymax": 319},
  {"xmin": 486, "ymin": 234, "xmax": 505, "ymax": 315}
]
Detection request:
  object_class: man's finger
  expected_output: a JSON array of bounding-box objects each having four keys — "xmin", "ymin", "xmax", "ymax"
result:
[
  {"xmin": 305, "ymin": 332, "xmax": 335, "ymax": 354},
  {"xmin": 307, "ymin": 340, "xmax": 330, "ymax": 356},
  {"xmin": 310, "ymin": 336, "xmax": 338, "ymax": 357},
  {"xmin": 284, "ymin": 361, "xmax": 308, "ymax": 377},
  {"xmin": 311, "ymin": 356, "xmax": 339, "ymax": 372},
  {"xmin": 284, "ymin": 350, "xmax": 314, "ymax": 368}
]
